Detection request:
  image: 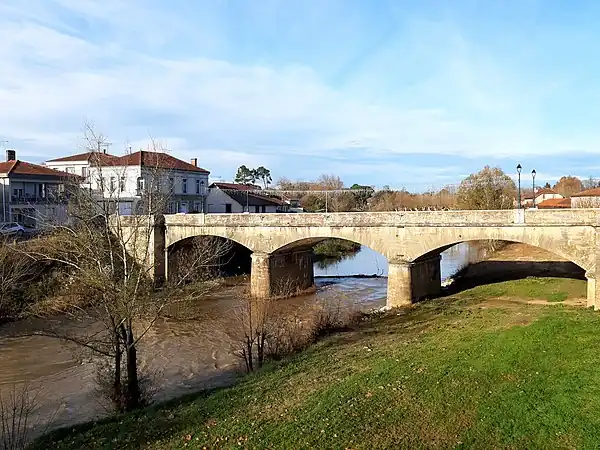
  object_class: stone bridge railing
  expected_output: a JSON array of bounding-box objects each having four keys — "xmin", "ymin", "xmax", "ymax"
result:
[{"xmin": 164, "ymin": 209, "xmax": 600, "ymax": 227}]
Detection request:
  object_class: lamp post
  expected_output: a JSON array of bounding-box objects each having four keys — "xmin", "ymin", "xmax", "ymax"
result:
[
  {"xmin": 532, "ymin": 169, "xmax": 537, "ymax": 208},
  {"xmin": 517, "ymin": 164, "xmax": 522, "ymax": 209}
]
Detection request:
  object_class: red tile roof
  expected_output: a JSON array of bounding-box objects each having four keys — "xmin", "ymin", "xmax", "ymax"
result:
[
  {"xmin": 571, "ymin": 187, "xmax": 600, "ymax": 197},
  {"xmin": 537, "ymin": 198, "xmax": 571, "ymax": 209},
  {"xmin": 106, "ymin": 151, "xmax": 209, "ymax": 173},
  {"xmin": 47, "ymin": 151, "xmax": 118, "ymax": 164},
  {"xmin": 210, "ymin": 183, "xmax": 283, "ymax": 206},
  {"xmin": 211, "ymin": 182, "xmax": 261, "ymax": 191},
  {"xmin": 535, "ymin": 187, "xmax": 558, "ymax": 195},
  {"xmin": 522, "ymin": 188, "xmax": 560, "ymax": 200},
  {"xmin": 48, "ymin": 150, "xmax": 209, "ymax": 173},
  {"xmin": 0, "ymin": 160, "xmax": 79, "ymax": 179}
]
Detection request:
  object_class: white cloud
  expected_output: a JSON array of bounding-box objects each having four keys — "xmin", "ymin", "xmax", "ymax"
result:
[{"xmin": 1, "ymin": 1, "xmax": 598, "ymax": 187}]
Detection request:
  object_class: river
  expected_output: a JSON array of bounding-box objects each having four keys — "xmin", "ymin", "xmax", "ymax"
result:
[{"xmin": 0, "ymin": 242, "xmax": 478, "ymax": 437}]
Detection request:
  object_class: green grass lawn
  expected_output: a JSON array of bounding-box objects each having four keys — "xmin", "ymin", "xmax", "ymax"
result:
[
  {"xmin": 457, "ymin": 277, "xmax": 586, "ymax": 303},
  {"xmin": 32, "ymin": 278, "xmax": 600, "ymax": 450}
]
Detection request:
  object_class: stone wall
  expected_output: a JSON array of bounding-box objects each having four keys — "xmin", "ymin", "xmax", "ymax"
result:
[
  {"xmin": 411, "ymin": 255, "xmax": 442, "ymax": 301},
  {"xmin": 269, "ymin": 250, "xmax": 314, "ymax": 296}
]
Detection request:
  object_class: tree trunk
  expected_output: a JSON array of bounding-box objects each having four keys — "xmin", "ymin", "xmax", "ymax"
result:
[
  {"xmin": 121, "ymin": 324, "xmax": 140, "ymax": 411},
  {"xmin": 113, "ymin": 340, "xmax": 122, "ymax": 410},
  {"xmin": 245, "ymin": 336, "xmax": 254, "ymax": 372},
  {"xmin": 257, "ymin": 332, "xmax": 266, "ymax": 368}
]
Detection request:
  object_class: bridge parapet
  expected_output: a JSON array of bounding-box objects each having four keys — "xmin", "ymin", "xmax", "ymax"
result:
[{"xmin": 164, "ymin": 209, "xmax": 600, "ymax": 228}]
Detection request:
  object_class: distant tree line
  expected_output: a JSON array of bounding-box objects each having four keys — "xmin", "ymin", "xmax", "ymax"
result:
[{"xmin": 232, "ymin": 164, "xmax": 599, "ymax": 212}]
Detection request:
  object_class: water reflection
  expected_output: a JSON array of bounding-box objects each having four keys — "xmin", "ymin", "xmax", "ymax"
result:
[{"xmin": 314, "ymin": 242, "xmax": 475, "ymax": 280}]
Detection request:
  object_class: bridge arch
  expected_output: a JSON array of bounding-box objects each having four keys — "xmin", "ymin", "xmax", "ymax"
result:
[
  {"xmin": 266, "ymin": 230, "xmax": 392, "ymax": 257},
  {"xmin": 165, "ymin": 226, "xmax": 262, "ymax": 253},
  {"xmin": 165, "ymin": 234, "xmax": 254, "ymax": 283},
  {"xmin": 403, "ymin": 227, "xmax": 594, "ymax": 272}
]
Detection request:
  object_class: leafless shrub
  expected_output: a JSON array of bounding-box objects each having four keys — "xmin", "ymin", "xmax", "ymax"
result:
[
  {"xmin": 167, "ymin": 236, "xmax": 233, "ymax": 286},
  {"xmin": 265, "ymin": 310, "xmax": 315, "ymax": 359},
  {"xmin": 312, "ymin": 296, "xmax": 362, "ymax": 336},
  {"xmin": 223, "ymin": 286, "xmax": 362, "ymax": 372},
  {"xmin": 94, "ymin": 358, "xmax": 159, "ymax": 414},
  {"xmin": 0, "ymin": 384, "xmax": 40, "ymax": 450},
  {"xmin": 0, "ymin": 243, "xmax": 34, "ymax": 320},
  {"xmin": 226, "ymin": 293, "xmax": 274, "ymax": 372}
]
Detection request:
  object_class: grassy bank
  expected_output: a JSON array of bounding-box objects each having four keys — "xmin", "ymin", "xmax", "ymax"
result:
[{"xmin": 32, "ymin": 277, "xmax": 600, "ymax": 449}]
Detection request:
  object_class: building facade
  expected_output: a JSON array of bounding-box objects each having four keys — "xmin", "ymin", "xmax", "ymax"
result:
[
  {"xmin": 47, "ymin": 151, "xmax": 209, "ymax": 215},
  {"xmin": 571, "ymin": 188, "xmax": 600, "ymax": 208},
  {"xmin": 207, "ymin": 183, "xmax": 285, "ymax": 213},
  {"xmin": 521, "ymin": 188, "xmax": 563, "ymax": 207},
  {"xmin": 0, "ymin": 150, "xmax": 74, "ymax": 228}
]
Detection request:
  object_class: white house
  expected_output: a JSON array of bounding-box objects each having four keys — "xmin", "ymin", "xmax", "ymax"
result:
[
  {"xmin": 46, "ymin": 150, "xmax": 210, "ymax": 215},
  {"xmin": 207, "ymin": 183, "xmax": 285, "ymax": 213},
  {"xmin": 571, "ymin": 188, "xmax": 600, "ymax": 208},
  {"xmin": 521, "ymin": 188, "xmax": 563, "ymax": 207},
  {"xmin": 0, "ymin": 150, "xmax": 75, "ymax": 228}
]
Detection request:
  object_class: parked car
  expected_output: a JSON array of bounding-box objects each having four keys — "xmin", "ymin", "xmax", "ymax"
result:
[{"xmin": 0, "ymin": 222, "xmax": 26, "ymax": 237}]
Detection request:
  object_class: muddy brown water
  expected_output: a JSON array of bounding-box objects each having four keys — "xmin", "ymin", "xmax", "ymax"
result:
[{"xmin": 0, "ymin": 243, "xmax": 480, "ymax": 438}]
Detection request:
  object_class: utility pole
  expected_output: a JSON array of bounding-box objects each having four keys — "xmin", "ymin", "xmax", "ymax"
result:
[{"xmin": 0, "ymin": 140, "xmax": 8, "ymax": 222}]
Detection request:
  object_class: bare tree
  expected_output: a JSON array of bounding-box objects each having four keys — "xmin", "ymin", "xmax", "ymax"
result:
[
  {"xmin": 0, "ymin": 384, "xmax": 40, "ymax": 450},
  {"xmin": 20, "ymin": 125, "xmax": 227, "ymax": 412},
  {"xmin": 553, "ymin": 176, "xmax": 583, "ymax": 198}
]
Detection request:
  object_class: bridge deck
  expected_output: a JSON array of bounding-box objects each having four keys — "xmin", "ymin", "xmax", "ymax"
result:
[{"xmin": 164, "ymin": 209, "xmax": 600, "ymax": 227}]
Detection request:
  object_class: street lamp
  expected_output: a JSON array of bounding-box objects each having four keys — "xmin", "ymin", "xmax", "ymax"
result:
[
  {"xmin": 516, "ymin": 164, "xmax": 522, "ymax": 209},
  {"xmin": 532, "ymin": 169, "xmax": 537, "ymax": 208}
]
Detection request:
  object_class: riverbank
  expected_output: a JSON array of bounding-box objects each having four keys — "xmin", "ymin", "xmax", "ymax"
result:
[
  {"xmin": 31, "ymin": 277, "xmax": 595, "ymax": 449},
  {"xmin": 444, "ymin": 242, "xmax": 585, "ymax": 295}
]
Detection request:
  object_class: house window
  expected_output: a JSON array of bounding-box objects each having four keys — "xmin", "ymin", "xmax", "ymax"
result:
[
  {"xmin": 225, "ymin": 203, "xmax": 232, "ymax": 213},
  {"xmin": 66, "ymin": 167, "xmax": 75, "ymax": 174},
  {"xmin": 168, "ymin": 202, "xmax": 175, "ymax": 214},
  {"xmin": 110, "ymin": 177, "xmax": 116, "ymax": 192},
  {"xmin": 120, "ymin": 176, "xmax": 126, "ymax": 192},
  {"xmin": 82, "ymin": 167, "xmax": 87, "ymax": 178},
  {"xmin": 255, "ymin": 205, "xmax": 260, "ymax": 213},
  {"xmin": 169, "ymin": 177, "xmax": 174, "ymax": 191},
  {"xmin": 182, "ymin": 178, "xmax": 187, "ymax": 194},
  {"xmin": 137, "ymin": 177, "xmax": 145, "ymax": 194},
  {"xmin": 261, "ymin": 205, "xmax": 266, "ymax": 213},
  {"xmin": 200, "ymin": 180, "xmax": 205, "ymax": 195},
  {"xmin": 196, "ymin": 179, "xmax": 200, "ymax": 194}
]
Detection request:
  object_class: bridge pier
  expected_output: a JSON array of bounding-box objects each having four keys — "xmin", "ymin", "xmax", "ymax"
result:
[
  {"xmin": 251, "ymin": 252, "xmax": 272, "ymax": 298},
  {"xmin": 586, "ymin": 272, "xmax": 597, "ymax": 309},
  {"xmin": 251, "ymin": 250, "xmax": 315, "ymax": 299},
  {"xmin": 387, "ymin": 255, "xmax": 442, "ymax": 308},
  {"xmin": 387, "ymin": 260, "xmax": 413, "ymax": 307}
]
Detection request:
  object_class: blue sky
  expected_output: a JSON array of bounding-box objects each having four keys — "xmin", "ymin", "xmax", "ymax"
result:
[{"xmin": 2, "ymin": 0, "xmax": 600, "ymax": 190}]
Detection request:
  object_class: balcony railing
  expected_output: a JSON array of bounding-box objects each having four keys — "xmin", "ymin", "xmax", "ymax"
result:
[{"xmin": 10, "ymin": 196, "xmax": 68, "ymax": 204}]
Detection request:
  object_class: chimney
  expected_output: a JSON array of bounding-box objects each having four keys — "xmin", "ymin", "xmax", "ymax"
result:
[
  {"xmin": 190, "ymin": 158, "xmax": 197, "ymax": 167},
  {"xmin": 5, "ymin": 149, "xmax": 16, "ymax": 162}
]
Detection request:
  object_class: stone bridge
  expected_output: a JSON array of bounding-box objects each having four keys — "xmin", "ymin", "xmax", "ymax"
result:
[{"xmin": 126, "ymin": 209, "xmax": 600, "ymax": 309}]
